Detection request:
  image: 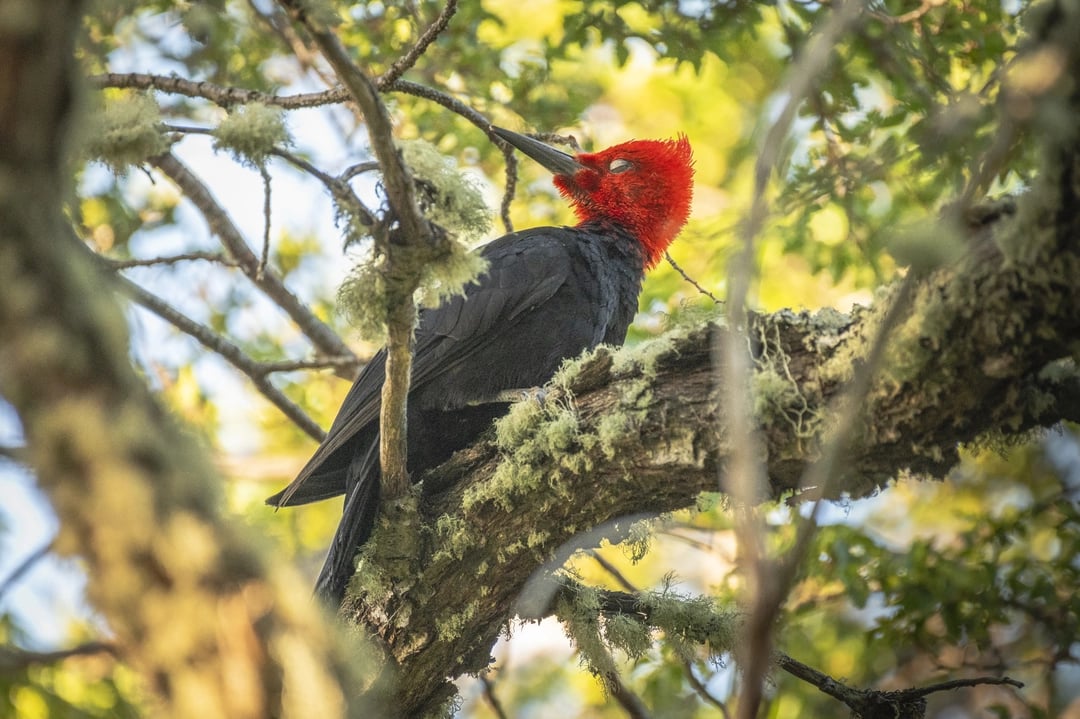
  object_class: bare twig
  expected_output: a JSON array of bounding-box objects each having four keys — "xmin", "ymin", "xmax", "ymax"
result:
[
  {"xmin": 258, "ymin": 164, "xmax": 272, "ymax": 280},
  {"xmin": 256, "ymin": 356, "xmax": 362, "ymax": 375},
  {"xmin": 105, "ymin": 263, "xmax": 327, "ymax": 442},
  {"xmin": 0, "ymin": 642, "xmax": 119, "ymax": 672},
  {"xmin": 532, "ymin": 131, "xmax": 583, "ymax": 153},
  {"xmin": 588, "ymin": 550, "xmax": 637, "ymax": 593},
  {"xmin": 340, "ymin": 160, "xmax": 381, "ymax": 181},
  {"xmin": 665, "ymin": 252, "xmax": 721, "ymax": 304},
  {"xmin": 103, "ymin": 251, "xmax": 237, "ymax": 269},
  {"xmin": 150, "ymin": 152, "xmax": 355, "ymax": 362},
  {"xmin": 777, "ymin": 652, "xmax": 1023, "ymax": 716},
  {"xmin": 0, "ymin": 541, "xmax": 53, "ymax": 598},
  {"xmin": 376, "ymin": 0, "xmax": 459, "ymax": 88},
  {"xmin": 479, "ymin": 674, "xmax": 509, "ymax": 719},
  {"xmin": 609, "ymin": 670, "xmax": 653, "ymax": 719},
  {"xmin": 267, "ymin": 147, "xmax": 378, "ymax": 228},
  {"xmin": 719, "ymin": 5, "xmax": 867, "ymax": 719},
  {"xmin": 682, "ymin": 660, "xmax": 732, "ymax": 719}
]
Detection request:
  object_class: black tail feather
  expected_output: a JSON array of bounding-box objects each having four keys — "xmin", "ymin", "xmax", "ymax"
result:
[{"xmin": 314, "ymin": 441, "xmax": 380, "ymax": 605}]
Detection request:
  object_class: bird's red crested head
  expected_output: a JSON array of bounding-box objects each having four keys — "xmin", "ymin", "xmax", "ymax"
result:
[{"xmin": 555, "ymin": 135, "xmax": 694, "ymax": 268}]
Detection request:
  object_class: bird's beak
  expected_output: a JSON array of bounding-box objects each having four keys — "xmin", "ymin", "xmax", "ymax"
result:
[{"xmin": 492, "ymin": 126, "xmax": 586, "ymax": 177}]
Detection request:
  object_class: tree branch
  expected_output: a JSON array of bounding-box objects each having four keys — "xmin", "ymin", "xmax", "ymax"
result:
[
  {"xmin": 344, "ymin": 165, "xmax": 1080, "ymax": 708},
  {"xmin": 376, "ymin": 0, "xmax": 459, "ymax": 88},
  {"xmin": 150, "ymin": 151, "xmax": 355, "ymax": 362},
  {"xmin": 105, "ymin": 264, "xmax": 328, "ymax": 442},
  {"xmin": 776, "ymin": 653, "xmax": 1023, "ymax": 718},
  {"xmin": 278, "ymin": 0, "xmax": 455, "ymax": 500},
  {"xmin": 0, "ymin": 642, "xmax": 119, "ymax": 672}
]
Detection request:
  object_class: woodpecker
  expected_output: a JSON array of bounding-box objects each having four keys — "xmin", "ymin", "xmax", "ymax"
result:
[{"xmin": 268, "ymin": 127, "xmax": 695, "ymax": 604}]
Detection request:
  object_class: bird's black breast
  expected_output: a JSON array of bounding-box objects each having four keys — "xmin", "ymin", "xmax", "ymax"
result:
[{"xmin": 411, "ymin": 222, "xmax": 645, "ymax": 412}]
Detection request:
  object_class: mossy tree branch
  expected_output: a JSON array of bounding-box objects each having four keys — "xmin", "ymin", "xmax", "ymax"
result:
[
  {"xmin": 277, "ymin": 0, "xmax": 461, "ymax": 498},
  {"xmin": 341, "ymin": 134, "xmax": 1080, "ymax": 712}
]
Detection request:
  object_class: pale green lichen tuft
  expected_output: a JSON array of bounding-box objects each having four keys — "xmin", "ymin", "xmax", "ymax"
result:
[
  {"xmin": 435, "ymin": 601, "xmax": 478, "ymax": 642},
  {"xmin": 432, "ymin": 514, "xmax": 473, "ymax": 563},
  {"xmin": 610, "ymin": 333, "xmax": 679, "ymax": 377},
  {"xmin": 336, "ymin": 260, "xmax": 389, "ymax": 342},
  {"xmin": 398, "ymin": 138, "xmax": 492, "ymax": 242},
  {"xmin": 466, "ymin": 400, "xmax": 581, "ymax": 512},
  {"xmin": 556, "ymin": 589, "xmax": 618, "ymax": 682},
  {"xmin": 415, "ymin": 239, "xmax": 489, "ymax": 310},
  {"xmin": 603, "ymin": 613, "xmax": 652, "ymax": 660},
  {"xmin": 212, "ymin": 102, "xmax": 290, "ymax": 168},
  {"xmin": 623, "ymin": 519, "xmax": 654, "ymax": 562},
  {"xmin": 648, "ymin": 590, "xmax": 739, "ymax": 653},
  {"xmin": 83, "ymin": 93, "xmax": 168, "ymax": 173},
  {"xmin": 596, "ymin": 413, "xmax": 632, "ymax": 459}
]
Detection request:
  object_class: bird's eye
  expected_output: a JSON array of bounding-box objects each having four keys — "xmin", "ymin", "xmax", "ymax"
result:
[{"xmin": 608, "ymin": 158, "xmax": 633, "ymax": 174}]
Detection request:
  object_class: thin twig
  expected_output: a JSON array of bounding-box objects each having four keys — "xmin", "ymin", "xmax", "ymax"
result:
[
  {"xmin": 777, "ymin": 652, "xmax": 1023, "ymax": 715},
  {"xmin": 904, "ymin": 675, "xmax": 1025, "ymax": 698},
  {"xmin": 532, "ymin": 131, "xmax": 583, "ymax": 153},
  {"xmin": 376, "ymin": 0, "xmax": 459, "ymax": 88},
  {"xmin": 161, "ymin": 123, "xmax": 215, "ymax": 136},
  {"xmin": 258, "ymin": 164, "xmax": 272, "ymax": 280},
  {"xmin": 479, "ymin": 674, "xmax": 509, "ymax": 719},
  {"xmin": 0, "ymin": 541, "xmax": 53, "ymax": 598},
  {"xmin": 589, "ymin": 550, "xmax": 638, "ymax": 593},
  {"xmin": 720, "ymin": 5, "xmax": 867, "ymax": 719},
  {"xmin": 90, "ymin": 72, "xmax": 350, "ymax": 109},
  {"xmin": 103, "ymin": 251, "xmax": 237, "ymax": 269},
  {"xmin": 682, "ymin": 660, "xmax": 732, "ymax": 719},
  {"xmin": 608, "ymin": 670, "xmax": 653, "ymax": 719},
  {"xmin": 150, "ymin": 152, "xmax": 355, "ymax": 362},
  {"xmin": 0, "ymin": 642, "xmax": 119, "ymax": 672},
  {"xmin": 665, "ymin": 252, "xmax": 721, "ymax": 304},
  {"xmin": 340, "ymin": 160, "xmax": 381, "ymax": 181},
  {"xmin": 102, "ymin": 260, "xmax": 327, "ymax": 442},
  {"xmin": 267, "ymin": 146, "xmax": 379, "ymax": 229},
  {"xmin": 256, "ymin": 356, "xmax": 362, "ymax": 375}
]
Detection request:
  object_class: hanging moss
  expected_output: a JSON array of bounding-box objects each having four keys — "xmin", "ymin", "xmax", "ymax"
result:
[
  {"xmin": 398, "ymin": 139, "xmax": 491, "ymax": 243},
  {"xmin": 212, "ymin": 102, "xmax": 290, "ymax": 168},
  {"xmin": 83, "ymin": 93, "xmax": 168, "ymax": 173}
]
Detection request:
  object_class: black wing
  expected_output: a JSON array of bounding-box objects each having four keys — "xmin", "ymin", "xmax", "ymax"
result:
[{"xmin": 267, "ymin": 228, "xmax": 575, "ymax": 507}]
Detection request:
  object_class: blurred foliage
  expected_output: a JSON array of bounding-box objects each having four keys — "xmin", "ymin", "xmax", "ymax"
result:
[
  {"xmin": 0, "ymin": 0, "xmax": 1070, "ymax": 717},
  {"xmin": 0, "ymin": 615, "xmax": 144, "ymax": 718}
]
